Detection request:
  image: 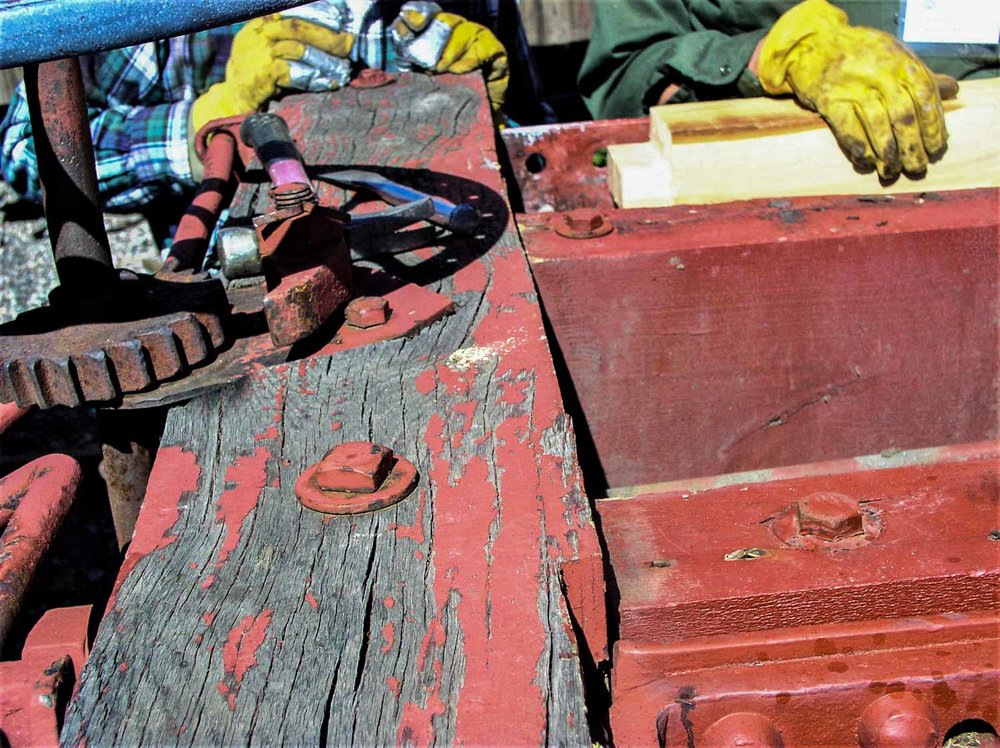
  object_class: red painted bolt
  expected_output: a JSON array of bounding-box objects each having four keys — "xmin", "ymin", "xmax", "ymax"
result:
[
  {"xmin": 314, "ymin": 442, "xmax": 393, "ymax": 494},
  {"xmin": 796, "ymin": 492, "xmax": 864, "ymax": 542},
  {"xmin": 566, "ymin": 210, "xmax": 604, "ymax": 233},
  {"xmin": 858, "ymin": 692, "xmax": 939, "ymax": 747},
  {"xmin": 345, "ymin": 296, "xmax": 391, "ymax": 328},
  {"xmin": 555, "ymin": 209, "xmax": 614, "ymax": 239},
  {"xmin": 703, "ymin": 713, "xmax": 783, "ymax": 747}
]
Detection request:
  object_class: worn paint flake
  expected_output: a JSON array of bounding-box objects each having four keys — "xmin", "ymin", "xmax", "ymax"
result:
[
  {"xmin": 217, "ymin": 610, "xmax": 273, "ymax": 710},
  {"xmin": 415, "ymin": 370, "xmax": 436, "ymax": 396},
  {"xmin": 204, "ymin": 445, "xmax": 271, "ymax": 587},
  {"xmin": 392, "ymin": 487, "xmax": 427, "ymax": 544},
  {"xmin": 380, "ymin": 622, "xmax": 395, "ymax": 654}
]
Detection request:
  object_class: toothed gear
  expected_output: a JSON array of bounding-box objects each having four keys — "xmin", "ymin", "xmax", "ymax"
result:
[{"xmin": 0, "ymin": 272, "xmax": 228, "ymax": 409}]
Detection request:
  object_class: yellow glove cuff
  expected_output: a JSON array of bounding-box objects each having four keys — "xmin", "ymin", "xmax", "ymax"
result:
[{"xmin": 758, "ymin": 0, "xmax": 848, "ymax": 95}]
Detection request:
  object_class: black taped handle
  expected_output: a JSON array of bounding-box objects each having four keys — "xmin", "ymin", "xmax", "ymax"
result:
[{"xmin": 240, "ymin": 113, "xmax": 302, "ymax": 171}]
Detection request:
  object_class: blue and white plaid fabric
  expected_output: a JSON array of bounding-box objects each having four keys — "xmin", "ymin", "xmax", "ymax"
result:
[{"xmin": 1, "ymin": 26, "xmax": 235, "ymax": 210}]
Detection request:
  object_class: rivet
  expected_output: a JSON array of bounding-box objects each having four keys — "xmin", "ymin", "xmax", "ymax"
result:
[
  {"xmin": 858, "ymin": 692, "xmax": 939, "ymax": 747},
  {"xmin": 704, "ymin": 713, "xmax": 782, "ymax": 747}
]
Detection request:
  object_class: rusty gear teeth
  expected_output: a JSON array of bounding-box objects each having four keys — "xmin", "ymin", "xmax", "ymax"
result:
[{"xmin": 0, "ymin": 312, "xmax": 223, "ymax": 409}]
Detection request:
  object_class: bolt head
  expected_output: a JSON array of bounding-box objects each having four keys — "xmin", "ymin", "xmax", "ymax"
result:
[
  {"xmin": 315, "ymin": 442, "xmax": 393, "ymax": 494},
  {"xmin": 564, "ymin": 209, "xmax": 604, "ymax": 232},
  {"xmin": 345, "ymin": 296, "xmax": 390, "ymax": 328},
  {"xmin": 796, "ymin": 492, "xmax": 864, "ymax": 541}
]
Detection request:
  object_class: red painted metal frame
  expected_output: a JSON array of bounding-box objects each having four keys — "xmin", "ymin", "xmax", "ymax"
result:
[
  {"xmin": 521, "ymin": 188, "xmax": 999, "ymax": 491},
  {"xmin": 501, "ymin": 118, "xmax": 646, "ymax": 213},
  {"xmin": 0, "ymin": 401, "xmax": 28, "ymax": 436},
  {"xmin": 616, "ymin": 612, "xmax": 999, "ymax": 747},
  {"xmin": 0, "ymin": 454, "xmax": 82, "ymax": 647},
  {"xmin": 598, "ymin": 447, "xmax": 1000, "ymax": 746},
  {"xmin": 0, "ymin": 605, "xmax": 92, "ymax": 748}
]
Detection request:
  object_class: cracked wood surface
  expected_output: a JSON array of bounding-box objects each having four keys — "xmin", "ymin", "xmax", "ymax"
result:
[{"xmin": 62, "ymin": 74, "xmax": 602, "ymax": 746}]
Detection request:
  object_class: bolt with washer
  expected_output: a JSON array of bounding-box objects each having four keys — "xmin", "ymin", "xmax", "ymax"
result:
[{"xmin": 314, "ymin": 442, "xmax": 393, "ymax": 494}]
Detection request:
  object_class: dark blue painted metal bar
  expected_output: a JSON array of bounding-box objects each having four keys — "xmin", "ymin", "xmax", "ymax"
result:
[{"xmin": 0, "ymin": 0, "xmax": 314, "ymax": 68}]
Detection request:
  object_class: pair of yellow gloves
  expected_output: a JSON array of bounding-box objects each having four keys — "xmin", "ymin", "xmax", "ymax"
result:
[
  {"xmin": 757, "ymin": 0, "xmax": 948, "ymax": 180},
  {"xmin": 192, "ymin": 1, "xmax": 508, "ymax": 134}
]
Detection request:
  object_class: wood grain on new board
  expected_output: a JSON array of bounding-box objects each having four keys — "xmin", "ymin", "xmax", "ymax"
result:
[{"xmin": 609, "ymin": 78, "xmax": 1000, "ymax": 208}]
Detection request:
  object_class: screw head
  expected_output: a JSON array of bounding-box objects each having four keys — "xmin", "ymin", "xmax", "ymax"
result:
[
  {"xmin": 796, "ymin": 492, "xmax": 864, "ymax": 542},
  {"xmin": 345, "ymin": 296, "xmax": 390, "ymax": 328},
  {"xmin": 314, "ymin": 442, "xmax": 393, "ymax": 494}
]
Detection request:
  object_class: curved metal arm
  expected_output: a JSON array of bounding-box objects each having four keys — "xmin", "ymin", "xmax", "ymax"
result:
[{"xmin": 0, "ymin": 0, "xmax": 315, "ymax": 68}]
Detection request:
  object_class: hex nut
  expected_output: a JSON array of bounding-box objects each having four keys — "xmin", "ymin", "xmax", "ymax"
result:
[
  {"xmin": 314, "ymin": 442, "xmax": 393, "ymax": 494},
  {"xmin": 796, "ymin": 492, "xmax": 864, "ymax": 542},
  {"xmin": 345, "ymin": 296, "xmax": 391, "ymax": 328}
]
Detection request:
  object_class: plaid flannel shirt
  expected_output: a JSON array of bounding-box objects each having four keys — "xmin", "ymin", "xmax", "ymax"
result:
[
  {"xmin": 1, "ymin": 0, "xmax": 537, "ymax": 211},
  {"xmin": 0, "ymin": 2, "xmax": 397, "ymax": 211},
  {"xmin": 1, "ymin": 27, "xmax": 237, "ymax": 211}
]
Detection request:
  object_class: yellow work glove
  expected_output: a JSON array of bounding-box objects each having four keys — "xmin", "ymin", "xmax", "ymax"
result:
[
  {"xmin": 757, "ymin": 0, "xmax": 947, "ymax": 180},
  {"xmin": 192, "ymin": 13, "xmax": 355, "ymax": 133},
  {"xmin": 390, "ymin": 1, "xmax": 509, "ymax": 112}
]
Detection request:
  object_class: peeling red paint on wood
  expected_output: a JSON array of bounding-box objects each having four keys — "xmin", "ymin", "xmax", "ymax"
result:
[
  {"xmin": 206, "ymin": 445, "xmax": 272, "ymax": 585},
  {"xmin": 64, "ymin": 74, "xmax": 599, "ymax": 746},
  {"xmin": 398, "ymin": 620, "xmax": 448, "ymax": 745},
  {"xmin": 217, "ymin": 610, "xmax": 273, "ymax": 710},
  {"xmin": 386, "ymin": 676, "xmax": 401, "ymax": 698},
  {"xmin": 110, "ymin": 447, "xmax": 199, "ymax": 611},
  {"xmin": 380, "ymin": 622, "xmax": 395, "ymax": 653}
]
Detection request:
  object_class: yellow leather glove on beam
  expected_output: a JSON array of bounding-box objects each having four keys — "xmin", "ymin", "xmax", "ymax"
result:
[
  {"xmin": 192, "ymin": 15, "xmax": 355, "ymax": 133},
  {"xmin": 757, "ymin": 0, "xmax": 947, "ymax": 180},
  {"xmin": 390, "ymin": 1, "xmax": 509, "ymax": 112}
]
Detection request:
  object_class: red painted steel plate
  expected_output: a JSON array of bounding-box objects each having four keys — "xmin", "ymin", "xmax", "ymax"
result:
[
  {"xmin": 501, "ymin": 118, "xmax": 647, "ymax": 213},
  {"xmin": 521, "ymin": 189, "xmax": 1000, "ymax": 490},
  {"xmin": 610, "ymin": 612, "xmax": 999, "ymax": 747},
  {"xmin": 598, "ymin": 451, "xmax": 999, "ymax": 643}
]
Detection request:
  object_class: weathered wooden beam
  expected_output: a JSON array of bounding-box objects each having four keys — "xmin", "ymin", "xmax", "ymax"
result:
[{"xmin": 62, "ymin": 74, "xmax": 605, "ymax": 745}]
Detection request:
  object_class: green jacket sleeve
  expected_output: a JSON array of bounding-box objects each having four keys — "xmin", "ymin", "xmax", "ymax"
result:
[{"xmin": 579, "ymin": 0, "xmax": 789, "ymax": 119}]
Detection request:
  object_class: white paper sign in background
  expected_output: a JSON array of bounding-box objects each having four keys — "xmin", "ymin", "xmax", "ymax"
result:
[{"xmin": 902, "ymin": 0, "xmax": 1000, "ymax": 45}]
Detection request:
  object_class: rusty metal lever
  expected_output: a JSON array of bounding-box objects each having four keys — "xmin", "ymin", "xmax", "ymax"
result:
[{"xmin": 316, "ymin": 169, "xmax": 480, "ymax": 235}]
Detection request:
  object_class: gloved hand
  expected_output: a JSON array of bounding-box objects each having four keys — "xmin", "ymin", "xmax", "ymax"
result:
[
  {"xmin": 390, "ymin": 1, "xmax": 509, "ymax": 112},
  {"xmin": 757, "ymin": 0, "xmax": 947, "ymax": 180},
  {"xmin": 192, "ymin": 10, "xmax": 355, "ymax": 133}
]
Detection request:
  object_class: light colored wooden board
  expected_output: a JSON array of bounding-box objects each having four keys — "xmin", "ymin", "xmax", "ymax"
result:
[{"xmin": 609, "ymin": 78, "xmax": 1000, "ymax": 208}]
